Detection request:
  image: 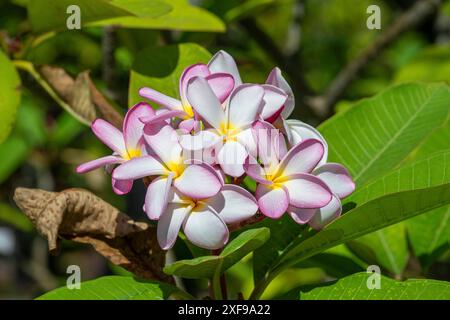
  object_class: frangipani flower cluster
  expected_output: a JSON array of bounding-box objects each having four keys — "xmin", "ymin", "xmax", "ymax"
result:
[{"xmin": 77, "ymin": 50, "xmax": 355, "ymax": 250}]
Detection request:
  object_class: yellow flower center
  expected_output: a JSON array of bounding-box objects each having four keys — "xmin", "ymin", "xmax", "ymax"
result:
[
  {"xmin": 182, "ymin": 104, "xmax": 195, "ymax": 119},
  {"xmin": 124, "ymin": 148, "xmax": 142, "ymax": 161},
  {"xmin": 166, "ymin": 159, "xmax": 186, "ymax": 178}
]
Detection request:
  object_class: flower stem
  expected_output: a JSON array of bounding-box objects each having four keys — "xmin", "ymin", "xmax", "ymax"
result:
[
  {"xmin": 211, "ymin": 249, "xmax": 227, "ymax": 300},
  {"xmin": 12, "ymin": 60, "xmax": 90, "ymax": 126}
]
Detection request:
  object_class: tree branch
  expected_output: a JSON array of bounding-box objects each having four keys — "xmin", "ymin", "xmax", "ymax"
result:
[{"xmin": 311, "ymin": 0, "xmax": 442, "ymax": 118}]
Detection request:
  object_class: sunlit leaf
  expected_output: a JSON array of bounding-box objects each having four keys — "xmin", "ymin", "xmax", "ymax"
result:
[
  {"xmin": 37, "ymin": 276, "xmax": 186, "ymax": 300},
  {"xmin": 164, "ymin": 228, "xmax": 270, "ymax": 279},
  {"xmin": 129, "ymin": 43, "xmax": 211, "ymax": 106},
  {"xmin": 0, "ymin": 50, "xmax": 21, "ymax": 144},
  {"xmin": 282, "ymin": 272, "xmax": 450, "ymax": 300}
]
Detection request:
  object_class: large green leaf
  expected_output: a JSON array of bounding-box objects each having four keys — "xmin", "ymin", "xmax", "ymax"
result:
[
  {"xmin": 95, "ymin": 0, "xmax": 225, "ymax": 32},
  {"xmin": 318, "ymin": 82, "xmax": 450, "ymax": 185},
  {"xmin": 129, "ymin": 43, "xmax": 211, "ymax": 106},
  {"xmin": 252, "ymin": 216, "xmax": 306, "ymax": 283},
  {"xmin": 407, "ymin": 205, "xmax": 450, "ymax": 269},
  {"xmin": 251, "ymin": 154, "xmax": 450, "ymax": 298},
  {"xmin": 252, "ymin": 82, "xmax": 450, "ymax": 286},
  {"xmin": 37, "ymin": 276, "xmax": 190, "ymax": 300},
  {"xmin": 280, "ymin": 151, "xmax": 450, "ymax": 265},
  {"xmin": 28, "ymin": 0, "xmax": 178, "ymax": 34},
  {"xmin": 0, "ymin": 50, "xmax": 21, "ymax": 144},
  {"xmin": 348, "ymin": 223, "xmax": 408, "ymax": 276},
  {"xmin": 282, "ymin": 272, "xmax": 450, "ymax": 300},
  {"xmin": 164, "ymin": 228, "xmax": 270, "ymax": 279}
]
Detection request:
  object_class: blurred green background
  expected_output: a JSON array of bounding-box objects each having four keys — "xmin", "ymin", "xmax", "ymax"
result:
[{"xmin": 0, "ymin": 0, "xmax": 449, "ymax": 299}]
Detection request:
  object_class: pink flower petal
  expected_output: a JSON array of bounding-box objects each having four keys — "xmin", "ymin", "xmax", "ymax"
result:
[
  {"xmin": 139, "ymin": 87, "xmax": 182, "ymax": 111},
  {"xmin": 143, "ymin": 124, "xmax": 182, "ymax": 165},
  {"xmin": 205, "ymin": 185, "xmax": 258, "ymax": 224},
  {"xmin": 123, "ymin": 102, "xmax": 155, "ymax": 151},
  {"xmin": 112, "ymin": 156, "xmax": 166, "ymax": 180},
  {"xmin": 313, "ymin": 163, "xmax": 355, "ymax": 199},
  {"xmin": 140, "ymin": 109, "xmax": 186, "ymax": 125},
  {"xmin": 217, "ymin": 140, "xmax": 247, "ymax": 177},
  {"xmin": 178, "ymin": 118, "xmax": 200, "ymax": 134},
  {"xmin": 180, "ymin": 64, "xmax": 211, "ymax": 105},
  {"xmin": 206, "ymin": 73, "xmax": 234, "ymax": 103},
  {"xmin": 173, "ymin": 164, "xmax": 222, "ymax": 199},
  {"xmin": 157, "ymin": 203, "xmax": 190, "ymax": 250},
  {"xmin": 286, "ymin": 119, "xmax": 328, "ymax": 164},
  {"xmin": 260, "ymin": 84, "xmax": 288, "ymax": 121},
  {"xmin": 112, "ymin": 178, "xmax": 133, "ymax": 195},
  {"xmin": 91, "ymin": 119, "xmax": 127, "ymax": 156},
  {"xmin": 208, "ymin": 50, "xmax": 242, "ymax": 86},
  {"xmin": 309, "ymin": 195, "xmax": 342, "ymax": 230},
  {"xmin": 275, "ymin": 138, "xmax": 325, "ymax": 177},
  {"xmin": 288, "ymin": 206, "xmax": 316, "ymax": 224},
  {"xmin": 227, "ymin": 84, "xmax": 264, "ymax": 130},
  {"xmin": 266, "ymin": 67, "xmax": 294, "ymax": 118},
  {"xmin": 281, "ymin": 173, "xmax": 332, "ymax": 209},
  {"xmin": 256, "ymin": 183, "xmax": 289, "ymax": 218},
  {"xmin": 145, "ymin": 175, "xmax": 173, "ymax": 220},
  {"xmin": 183, "ymin": 205, "xmax": 229, "ymax": 250},
  {"xmin": 186, "ymin": 77, "xmax": 224, "ymax": 130},
  {"xmin": 76, "ymin": 155, "xmax": 123, "ymax": 174}
]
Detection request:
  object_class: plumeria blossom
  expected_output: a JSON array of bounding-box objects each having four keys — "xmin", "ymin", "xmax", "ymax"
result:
[
  {"xmin": 157, "ymin": 185, "xmax": 258, "ymax": 250},
  {"xmin": 182, "ymin": 77, "xmax": 287, "ymax": 177},
  {"xmin": 244, "ymin": 121, "xmax": 332, "ymax": 223},
  {"xmin": 112, "ymin": 124, "xmax": 223, "ymax": 220},
  {"xmin": 206, "ymin": 51, "xmax": 328, "ymax": 162},
  {"xmin": 76, "ymin": 102, "xmax": 154, "ymax": 195},
  {"xmin": 308, "ymin": 163, "xmax": 355, "ymax": 229},
  {"xmin": 139, "ymin": 61, "xmax": 235, "ymax": 133},
  {"xmin": 76, "ymin": 50, "xmax": 355, "ymax": 250}
]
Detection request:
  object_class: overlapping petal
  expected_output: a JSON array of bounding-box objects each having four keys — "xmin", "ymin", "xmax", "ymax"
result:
[
  {"xmin": 313, "ymin": 163, "xmax": 355, "ymax": 199},
  {"xmin": 281, "ymin": 173, "xmax": 332, "ymax": 209},
  {"xmin": 173, "ymin": 164, "xmax": 222, "ymax": 199},
  {"xmin": 256, "ymin": 184, "xmax": 289, "ymax": 218},
  {"xmin": 206, "ymin": 185, "xmax": 258, "ymax": 224},
  {"xmin": 208, "ymin": 50, "xmax": 242, "ymax": 86},
  {"xmin": 182, "ymin": 204, "xmax": 229, "ymax": 250}
]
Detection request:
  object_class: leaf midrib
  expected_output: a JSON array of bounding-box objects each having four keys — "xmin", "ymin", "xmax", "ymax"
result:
[{"xmin": 354, "ymin": 86, "xmax": 442, "ymax": 183}]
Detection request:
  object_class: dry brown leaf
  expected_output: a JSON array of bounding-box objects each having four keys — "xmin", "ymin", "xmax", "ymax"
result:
[
  {"xmin": 40, "ymin": 66, "xmax": 124, "ymax": 128},
  {"xmin": 13, "ymin": 187, "xmax": 172, "ymax": 283}
]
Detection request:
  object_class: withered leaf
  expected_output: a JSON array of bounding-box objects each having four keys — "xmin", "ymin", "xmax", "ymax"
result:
[
  {"xmin": 13, "ymin": 187, "xmax": 172, "ymax": 283},
  {"xmin": 40, "ymin": 66, "xmax": 123, "ymax": 128}
]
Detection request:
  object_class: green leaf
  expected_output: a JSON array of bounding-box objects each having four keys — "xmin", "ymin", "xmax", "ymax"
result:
[
  {"xmin": 280, "ymin": 185, "xmax": 450, "ymax": 270},
  {"xmin": 407, "ymin": 205, "xmax": 450, "ymax": 269},
  {"xmin": 36, "ymin": 276, "xmax": 190, "ymax": 300},
  {"xmin": 348, "ymin": 223, "xmax": 409, "ymax": 276},
  {"xmin": 394, "ymin": 45, "xmax": 450, "ymax": 84},
  {"xmin": 129, "ymin": 43, "xmax": 211, "ymax": 106},
  {"xmin": 253, "ymin": 216, "xmax": 306, "ymax": 283},
  {"xmin": 280, "ymin": 151, "xmax": 450, "ymax": 267},
  {"xmin": 95, "ymin": 0, "xmax": 225, "ymax": 32},
  {"xmin": 27, "ymin": 0, "xmax": 172, "ymax": 34},
  {"xmin": 0, "ymin": 50, "xmax": 21, "ymax": 144},
  {"xmin": 0, "ymin": 203, "xmax": 33, "ymax": 232},
  {"xmin": 164, "ymin": 227, "xmax": 270, "ymax": 279},
  {"xmin": 282, "ymin": 272, "xmax": 450, "ymax": 300},
  {"xmin": 318, "ymin": 82, "xmax": 450, "ymax": 186},
  {"xmin": 295, "ymin": 252, "xmax": 365, "ymax": 279}
]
